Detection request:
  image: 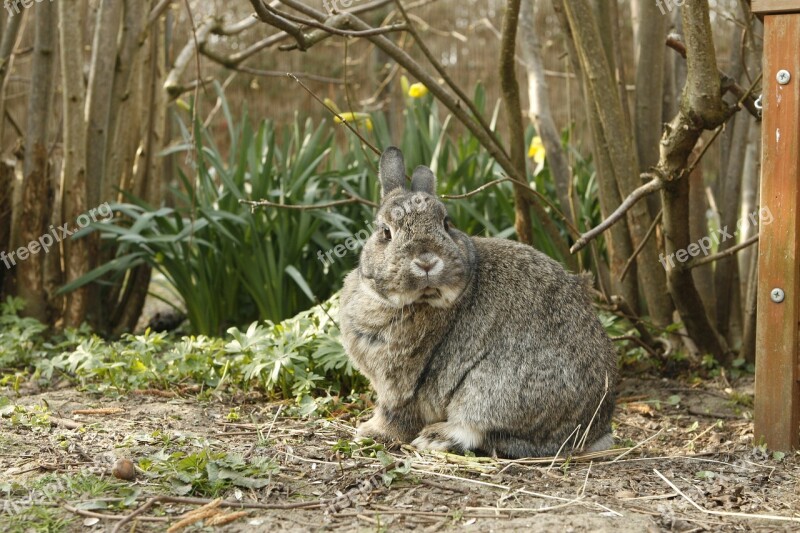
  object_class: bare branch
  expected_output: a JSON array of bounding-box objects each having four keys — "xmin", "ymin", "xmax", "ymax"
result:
[
  {"xmin": 240, "ymin": 197, "xmax": 365, "ymax": 210},
  {"xmin": 393, "ymin": 0, "xmax": 510, "ymax": 165},
  {"xmin": 440, "ymin": 178, "xmax": 513, "ymax": 200},
  {"xmin": 620, "ymin": 210, "xmax": 663, "ymax": 283},
  {"xmin": 682, "ymin": 234, "xmax": 759, "ymax": 271},
  {"xmin": 570, "ymin": 177, "xmax": 664, "ymax": 254},
  {"xmin": 666, "ymin": 34, "xmax": 761, "ymax": 119},
  {"xmin": 248, "ymin": 0, "xmax": 309, "ymax": 50}
]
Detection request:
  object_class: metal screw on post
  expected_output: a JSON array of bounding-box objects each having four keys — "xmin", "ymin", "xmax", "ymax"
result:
[
  {"xmin": 770, "ymin": 288, "xmax": 786, "ymax": 303},
  {"xmin": 777, "ymin": 69, "xmax": 791, "ymax": 85}
]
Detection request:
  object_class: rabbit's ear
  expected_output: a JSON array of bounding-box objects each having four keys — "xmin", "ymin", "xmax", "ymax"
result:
[
  {"xmin": 411, "ymin": 166, "xmax": 436, "ymax": 194},
  {"xmin": 379, "ymin": 147, "xmax": 406, "ymax": 196}
]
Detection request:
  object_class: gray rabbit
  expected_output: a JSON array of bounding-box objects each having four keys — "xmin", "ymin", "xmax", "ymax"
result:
[{"xmin": 339, "ymin": 147, "xmax": 617, "ymax": 458}]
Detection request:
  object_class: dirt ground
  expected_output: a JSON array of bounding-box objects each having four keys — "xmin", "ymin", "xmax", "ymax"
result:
[{"xmin": 1, "ymin": 375, "xmax": 799, "ymax": 532}]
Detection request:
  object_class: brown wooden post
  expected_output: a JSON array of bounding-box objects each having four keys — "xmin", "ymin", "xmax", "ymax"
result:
[{"xmin": 753, "ymin": 0, "xmax": 800, "ymax": 450}]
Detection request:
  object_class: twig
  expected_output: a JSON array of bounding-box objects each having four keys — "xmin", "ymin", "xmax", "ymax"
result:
[
  {"xmin": 62, "ymin": 503, "xmax": 169, "ymax": 523},
  {"xmin": 570, "ymin": 177, "xmax": 664, "ymax": 253},
  {"xmin": 288, "ymin": 73, "xmax": 381, "ymax": 155},
  {"xmin": 50, "ymin": 417, "xmax": 83, "ymax": 430},
  {"xmin": 440, "ymin": 177, "xmax": 513, "ymax": 200},
  {"xmin": 620, "ymin": 210, "xmax": 662, "ymax": 282},
  {"xmin": 466, "ymin": 496, "xmax": 585, "ymax": 514},
  {"xmin": 610, "ymin": 428, "xmax": 664, "ymax": 463},
  {"xmin": 232, "ymin": 65, "xmax": 343, "ymax": 84},
  {"xmin": 240, "ymin": 197, "xmax": 363, "ymax": 210},
  {"xmin": 653, "ymin": 469, "xmax": 800, "ymax": 523},
  {"xmin": 111, "ymin": 497, "xmax": 163, "ymax": 532},
  {"xmin": 682, "ymin": 234, "xmax": 759, "ymax": 271},
  {"xmin": 263, "ymin": 1, "xmax": 407, "ymax": 38}
]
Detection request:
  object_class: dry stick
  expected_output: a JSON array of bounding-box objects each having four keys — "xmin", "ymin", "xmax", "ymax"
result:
[
  {"xmin": 653, "ymin": 469, "xmax": 800, "ymax": 523},
  {"xmin": 62, "ymin": 503, "xmax": 169, "ymax": 523},
  {"xmin": 576, "ymin": 373, "xmax": 610, "ymax": 451},
  {"xmin": 683, "ymin": 234, "xmax": 759, "ymax": 271},
  {"xmin": 620, "ymin": 210, "xmax": 662, "ymax": 282},
  {"xmin": 233, "ymin": 65, "xmax": 343, "ymax": 84},
  {"xmin": 610, "ymin": 428, "xmax": 664, "ymax": 463},
  {"xmin": 111, "ymin": 496, "xmax": 164, "ymax": 533},
  {"xmin": 466, "ymin": 496, "xmax": 585, "ymax": 514},
  {"xmin": 412, "ymin": 468, "xmax": 623, "ymax": 517}
]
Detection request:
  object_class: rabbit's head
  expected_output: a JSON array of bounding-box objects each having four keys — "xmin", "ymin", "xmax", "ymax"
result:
[{"xmin": 358, "ymin": 147, "xmax": 476, "ymax": 309}]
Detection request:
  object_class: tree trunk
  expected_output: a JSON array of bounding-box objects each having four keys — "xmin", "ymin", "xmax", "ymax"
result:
[
  {"xmin": 552, "ymin": 0, "xmax": 639, "ymax": 307},
  {"xmin": 499, "ymin": 0, "xmax": 533, "ymax": 247},
  {"xmin": 114, "ymin": 12, "xmax": 165, "ymax": 334},
  {"xmin": 688, "ymin": 156, "xmax": 714, "ymax": 311},
  {"xmin": 560, "ymin": 0, "xmax": 673, "ymax": 326},
  {"xmin": 655, "ymin": 0, "xmax": 733, "ymax": 362},
  {"xmin": 13, "ymin": 0, "xmax": 56, "ymax": 322},
  {"xmin": 634, "ymin": 0, "xmax": 667, "ymax": 175},
  {"xmin": 520, "ymin": 0, "xmax": 574, "ymax": 225},
  {"xmin": 59, "ymin": 0, "xmax": 90, "ymax": 327},
  {"xmin": 714, "ymin": 112, "xmax": 749, "ymax": 342},
  {"xmin": 0, "ymin": 8, "xmax": 24, "ymax": 147},
  {"xmin": 86, "ymin": 0, "xmax": 123, "ymax": 209}
]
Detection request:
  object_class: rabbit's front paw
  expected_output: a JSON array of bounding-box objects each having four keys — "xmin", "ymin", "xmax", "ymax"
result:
[
  {"xmin": 412, "ymin": 422, "xmax": 482, "ymax": 454},
  {"xmin": 356, "ymin": 415, "xmax": 395, "ymax": 443}
]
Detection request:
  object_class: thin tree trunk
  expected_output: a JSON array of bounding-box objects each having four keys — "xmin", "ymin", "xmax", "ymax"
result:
[
  {"xmin": 741, "ymin": 242, "xmax": 758, "ymax": 363},
  {"xmin": 552, "ymin": 0, "xmax": 638, "ymax": 307},
  {"xmin": 656, "ymin": 0, "xmax": 733, "ymax": 362},
  {"xmin": 114, "ymin": 14, "xmax": 165, "ymax": 334},
  {"xmin": 0, "ymin": 9, "xmax": 24, "ymax": 148},
  {"xmin": 560, "ymin": 0, "xmax": 673, "ymax": 326},
  {"xmin": 499, "ymin": 0, "xmax": 533, "ymax": 247},
  {"xmin": 86, "ymin": 0, "xmax": 123, "ymax": 208},
  {"xmin": 58, "ymin": 0, "xmax": 90, "ymax": 327},
  {"xmin": 520, "ymin": 0, "xmax": 574, "ymax": 225},
  {"xmin": 714, "ymin": 112, "xmax": 749, "ymax": 342},
  {"xmin": 13, "ymin": 0, "xmax": 56, "ymax": 322},
  {"xmin": 634, "ymin": 0, "xmax": 667, "ymax": 175},
  {"xmin": 688, "ymin": 155, "xmax": 714, "ymax": 311}
]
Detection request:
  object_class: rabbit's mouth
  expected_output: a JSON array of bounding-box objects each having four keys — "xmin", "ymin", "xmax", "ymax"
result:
[{"xmin": 420, "ymin": 288, "xmax": 442, "ymax": 300}]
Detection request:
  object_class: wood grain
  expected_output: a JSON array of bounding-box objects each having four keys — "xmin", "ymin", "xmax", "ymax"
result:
[{"xmin": 755, "ymin": 13, "xmax": 800, "ymax": 450}]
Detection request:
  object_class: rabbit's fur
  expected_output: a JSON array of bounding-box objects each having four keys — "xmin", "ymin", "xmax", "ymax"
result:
[{"xmin": 339, "ymin": 147, "xmax": 617, "ymax": 458}]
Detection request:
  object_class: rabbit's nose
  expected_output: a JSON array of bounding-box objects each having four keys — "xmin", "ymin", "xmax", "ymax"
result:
[{"xmin": 412, "ymin": 254, "xmax": 443, "ymax": 276}]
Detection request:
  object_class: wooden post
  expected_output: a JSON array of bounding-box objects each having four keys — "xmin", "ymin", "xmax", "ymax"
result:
[{"xmin": 753, "ymin": 1, "xmax": 800, "ymax": 450}]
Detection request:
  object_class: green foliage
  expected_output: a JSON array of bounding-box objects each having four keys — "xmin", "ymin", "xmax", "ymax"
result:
[
  {"xmin": 1, "ymin": 293, "xmax": 367, "ymax": 405},
  {"xmin": 59, "ymin": 78, "xmax": 604, "ymax": 336},
  {"xmin": 63, "ymin": 84, "xmax": 359, "ymax": 335},
  {"xmin": 138, "ymin": 447, "xmax": 278, "ymax": 497}
]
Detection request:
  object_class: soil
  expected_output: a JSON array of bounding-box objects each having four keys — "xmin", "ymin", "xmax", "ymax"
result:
[{"xmin": 1, "ymin": 375, "xmax": 799, "ymax": 532}]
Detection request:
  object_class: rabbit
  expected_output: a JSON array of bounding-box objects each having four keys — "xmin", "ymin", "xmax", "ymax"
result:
[{"xmin": 339, "ymin": 146, "xmax": 618, "ymax": 458}]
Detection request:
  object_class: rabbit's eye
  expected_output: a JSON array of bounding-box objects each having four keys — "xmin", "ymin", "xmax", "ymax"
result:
[{"xmin": 382, "ymin": 226, "xmax": 392, "ymax": 240}]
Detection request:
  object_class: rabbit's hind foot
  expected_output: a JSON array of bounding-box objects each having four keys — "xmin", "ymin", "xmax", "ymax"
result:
[{"xmin": 411, "ymin": 421, "xmax": 482, "ymax": 454}]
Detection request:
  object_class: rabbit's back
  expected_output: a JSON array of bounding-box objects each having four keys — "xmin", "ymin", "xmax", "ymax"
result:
[{"xmin": 415, "ymin": 237, "xmax": 617, "ymax": 456}]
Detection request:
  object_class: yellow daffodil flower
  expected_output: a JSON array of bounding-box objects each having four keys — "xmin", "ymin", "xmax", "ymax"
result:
[
  {"xmin": 408, "ymin": 82, "xmax": 429, "ymax": 98},
  {"xmin": 528, "ymin": 136, "xmax": 546, "ymax": 165},
  {"xmin": 333, "ymin": 111, "xmax": 373, "ymax": 131}
]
